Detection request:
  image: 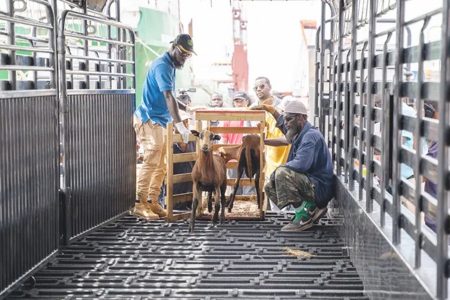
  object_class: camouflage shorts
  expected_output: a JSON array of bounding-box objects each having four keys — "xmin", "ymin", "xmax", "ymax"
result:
[{"xmin": 264, "ymin": 166, "xmax": 315, "ymax": 209}]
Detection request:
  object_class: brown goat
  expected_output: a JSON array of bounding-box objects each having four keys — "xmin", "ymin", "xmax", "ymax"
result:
[
  {"xmin": 190, "ymin": 130, "xmax": 227, "ymax": 232},
  {"xmin": 221, "ymin": 135, "xmax": 262, "ymax": 212}
]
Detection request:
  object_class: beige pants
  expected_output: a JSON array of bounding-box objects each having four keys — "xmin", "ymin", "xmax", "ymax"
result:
[{"xmin": 134, "ymin": 116, "xmax": 167, "ymax": 203}]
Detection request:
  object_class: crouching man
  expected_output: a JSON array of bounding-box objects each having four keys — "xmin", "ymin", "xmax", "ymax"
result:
[{"xmin": 252, "ymin": 100, "xmax": 333, "ymax": 231}]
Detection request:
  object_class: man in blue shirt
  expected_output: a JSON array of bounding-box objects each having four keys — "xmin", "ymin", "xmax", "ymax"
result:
[
  {"xmin": 133, "ymin": 34, "xmax": 195, "ymax": 219},
  {"xmin": 252, "ymin": 100, "xmax": 334, "ymax": 231}
]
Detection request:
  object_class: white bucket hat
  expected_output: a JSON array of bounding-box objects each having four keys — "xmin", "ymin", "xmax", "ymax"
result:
[{"xmin": 283, "ymin": 99, "xmax": 308, "ymax": 115}]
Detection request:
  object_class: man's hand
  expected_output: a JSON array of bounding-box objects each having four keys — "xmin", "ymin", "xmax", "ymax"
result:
[
  {"xmin": 250, "ymin": 104, "xmax": 276, "ymax": 114},
  {"xmin": 174, "ymin": 122, "xmax": 190, "ymax": 143}
]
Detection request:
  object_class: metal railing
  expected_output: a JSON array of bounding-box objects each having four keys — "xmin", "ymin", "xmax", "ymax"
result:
[
  {"xmin": 317, "ymin": 0, "xmax": 449, "ymax": 298},
  {"xmin": 0, "ymin": 1, "xmax": 136, "ymax": 296}
]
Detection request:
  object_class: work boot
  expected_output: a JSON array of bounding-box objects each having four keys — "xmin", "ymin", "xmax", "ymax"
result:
[
  {"xmin": 132, "ymin": 203, "xmax": 159, "ymax": 220},
  {"xmin": 148, "ymin": 200, "xmax": 167, "ymax": 218}
]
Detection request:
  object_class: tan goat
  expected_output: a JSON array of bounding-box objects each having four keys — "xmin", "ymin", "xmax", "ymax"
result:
[{"xmin": 190, "ymin": 130, "xmax": 227, "ymax": 232}]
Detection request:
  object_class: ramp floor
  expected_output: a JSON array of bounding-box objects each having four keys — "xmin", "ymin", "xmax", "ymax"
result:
[{"xmin": 6, "ymin": 212, "xmax": 367, "ymax": 299}]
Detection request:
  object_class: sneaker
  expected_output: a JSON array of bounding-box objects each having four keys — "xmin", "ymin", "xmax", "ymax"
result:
[
  {"xmin": 281, "ymin": 200, "xmax": 316, "ymax": 232},
  {"xmin": 148, "ymin": 202, "xmax": 168, "ymax": 218}
]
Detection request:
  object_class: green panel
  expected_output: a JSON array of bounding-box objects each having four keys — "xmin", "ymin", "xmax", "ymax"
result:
[
  {"xmin": 133, "ymin": 8, "xmax": 194, "ymax": 107},
  {"xmin": 136, "ymin": 8, "xmax": 178, "ymax": 48},
  {"xmin": 0, "ymin": 71, "xmax": 8, "ymax": 80}
]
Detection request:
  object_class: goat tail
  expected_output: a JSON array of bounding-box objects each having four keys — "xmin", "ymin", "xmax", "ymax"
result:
[{"xmin": 245, "ymin": 146, "xmax": 253, "ymax": 182}]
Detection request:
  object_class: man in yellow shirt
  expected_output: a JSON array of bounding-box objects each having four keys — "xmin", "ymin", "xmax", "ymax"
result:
[{"xmin": 251, "ymin": 76, "xmax": 290, "ymax": 181}]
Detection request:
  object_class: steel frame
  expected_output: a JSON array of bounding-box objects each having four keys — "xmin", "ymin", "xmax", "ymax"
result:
[{"xmin": 317, "ymin": 0, "xmax": 449, "ymax": 298}]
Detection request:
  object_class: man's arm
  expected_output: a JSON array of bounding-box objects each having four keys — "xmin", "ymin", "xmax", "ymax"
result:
[
  {"xmin": 264, "ymin": 137, "xmax": 289, "ymax": 146},
  {"xmin": 163, "ymin": 90, "xmax": 182, "ymax": 124},
  {"xmin": 251, "ymin": 104, "xmax": 286, "ymax": 134}
]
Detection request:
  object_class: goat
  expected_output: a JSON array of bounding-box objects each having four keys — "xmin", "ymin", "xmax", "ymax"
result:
[
  {"xmin": 190, "ymin": 130, "xmax": 227, "ymax": 232},
  {"xmin": 220, "ymin": 135, "xmax": 262, "ymax": 213}
]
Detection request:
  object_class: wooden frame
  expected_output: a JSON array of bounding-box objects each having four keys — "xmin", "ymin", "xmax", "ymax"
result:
[
  {"xmin": 165, "ymin": 109, "xmax": 267, "ymax": 222},
  {"xmin": 165, "ymin": 122, "xmax": 196, "ymax": 222},
  {"xmin": 195, "ymin": 109, "xmax": 267, "ymax": 220}
]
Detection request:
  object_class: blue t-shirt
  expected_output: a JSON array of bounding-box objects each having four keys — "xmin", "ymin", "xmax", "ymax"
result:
[{"xmin": 135, "ymin": 52, "xmax": 176, "ymax": 127}]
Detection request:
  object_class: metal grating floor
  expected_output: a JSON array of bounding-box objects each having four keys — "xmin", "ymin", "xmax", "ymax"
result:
[{"xmin": 6, "ymin": 212, "xmax": 367, "ymax": 299}]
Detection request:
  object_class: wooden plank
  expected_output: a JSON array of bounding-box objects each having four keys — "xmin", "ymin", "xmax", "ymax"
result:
[
  {"xmin": 166, "ymin": 212, "xmax": 191, "ymax": 222},
  {"xmin": 173, "ymin": 192, "xmax": 193, "ymax": 203},
  {"xmin": 226, "ymin": 178, "xmax": 257, "ymax": 186},
  {"xmin": 195, "ymin": 110, "xmax": 265, "ymax": 121},
  {"xmin": 172, "ymin": 133, "xmax": 196, "ymax": 143},
  {"xmin": 209, "ymin": 127, "xmax": 261, "ymax": 134},
  {"xmin": 173, "ymin": 152, "xmax": 197, "ymax": 163},
  {"xmin": 166, "ymin": 123, "xmax": 174, "ymax": 218},
  {"xmin": 173, "ymin": 173, "xmax": 192, "ymax": 184}
]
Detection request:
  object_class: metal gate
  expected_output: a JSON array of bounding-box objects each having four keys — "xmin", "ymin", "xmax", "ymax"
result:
[
  {"xmin": 316, "ymin": 0, "xmax": 449, "ymax": 298},
  {"xmin": 0, "ymin": 0, "xmax": 59, "ymax": 294},
  {"xmin": 1, "ymin": 1, "xmax": 136, "ymax": 296},
  {"xmin": 58, "ymin": 11, "xmax": 136, "ymax": 241}
]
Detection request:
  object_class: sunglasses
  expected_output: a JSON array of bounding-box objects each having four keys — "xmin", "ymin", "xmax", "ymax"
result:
[
  {"xmin": 253, "ymin": 84, "xmax": 266, "ymax": 91},
  {"xmin": 176, "ymin": 45, "xmax": 192, "ymax": 58}
]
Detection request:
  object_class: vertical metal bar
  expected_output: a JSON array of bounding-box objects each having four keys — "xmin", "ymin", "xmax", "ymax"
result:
[
  {"xmin": 436, "ymin": 0, "xmax": 450, "ymax": 297},
  {"xmin": 330, "ymin": 54, "xmax": 337, "ymax": 154},
  {"xmin": 413, "ymin": 17, "xmax": 430, "ymax": 270},
  {"xmin": 365, "ymin": 0, "xmax": 376, "ymax": 213},
  {"xmin": 348, "ymin": 0, "xmax": 357, "ymax": 192},
  {"xmin": 319, "ymin": 1, "xmax": 326, "ymax": 134},
  {"xmin": 392, "ymin": 0, "xmax": 405, "ymax": 245},
  {"xmin": 380, "ymin": 32, "xmax": 393, "ymax": 227},
  {"xmin": 315, "ymin": 27, "xmax": 321, "ymax": 121},
  {"xmin": 83, "ymin": 4, "xmax": 90, "ymax": 89},
  {"xmin": 328, "ymin": 18, "xmax": 335, "ymax": 146},
  {"xmin": 7, "ymin": 0, "xmax": 16, "ymax": 90},
  {"xmin": 344, "ymin": 49, "xmax": 351, "ymax": 184},
  {"xmin": 336, "ymin": 0, "xmax": 344, "ymax": 176},
  {"xmin": 358, "ymin": 42, "xmax": 368, "ymax": 200}
]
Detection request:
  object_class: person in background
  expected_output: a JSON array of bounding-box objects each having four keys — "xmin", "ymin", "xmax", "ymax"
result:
[
  {"xmin": 252, "ymin": 100, "xmax": 333, "ymax": 231},
  {"xmin": 222, "ymin": 91, "xmax": 254, "ymax": 196},
  {"xmin": 209, "ymin": 92, "xmax": 225, "ymax": 127},
  {"xmin": 209, "ymin": 92, "xmax": 224, "ymax": 108},
  {"xmin": 133, "ymin": 33, "xmax": 195, "ymax": 219},
  {"xmin": 251, "ymin": 76, "xmax": 291, "ymax": 209}
]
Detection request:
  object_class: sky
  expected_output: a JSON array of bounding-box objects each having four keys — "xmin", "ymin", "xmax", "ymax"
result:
[
  {"xmin": 119, "ymin": 0, "xmax": 322, "ymax": 103},
  {"xmin": 178, "ymin": 0, "xmax": 321, "ymax": 99}
]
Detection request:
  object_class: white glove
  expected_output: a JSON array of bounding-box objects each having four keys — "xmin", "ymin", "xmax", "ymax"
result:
[{"xmin": 174, "ymin": 122, "xmax": 190, "ymax": 144}]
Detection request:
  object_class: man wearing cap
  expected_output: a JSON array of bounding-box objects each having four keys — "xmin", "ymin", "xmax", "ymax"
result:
[
  {"xmin": 133, "ymin": 33, "xmax": 196, "ymax": 219},
  {"xmin": 252, "ymin": 99, "xmax": 333, "ymax": 231}
]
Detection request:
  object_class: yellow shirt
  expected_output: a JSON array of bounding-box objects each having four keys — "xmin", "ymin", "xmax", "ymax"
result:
[{"xmin": 264, "ymin": 109, "xmax": 290, "ymax": 179}]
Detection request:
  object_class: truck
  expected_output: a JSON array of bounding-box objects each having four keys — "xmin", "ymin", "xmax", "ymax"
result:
[{"xmin": 0, "ymin": 0, "xmax": 449, "ymax": 299}]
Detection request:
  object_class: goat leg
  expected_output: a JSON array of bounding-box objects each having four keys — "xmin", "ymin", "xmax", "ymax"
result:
[
  {"xmin": 207, "ymin": 191, "xmax": 213, "ymax": 213},
  {"xmin": 227, "ymin": 167, "xmax": 244, "ymax": 213},
  {"xmin": 190, "ymin": 184, "xmax": 200, "ymax": 233},
  {"xmin": 212, "ymin": 187, "xmax": 221, "ymax": 224},
  {"xmin": 255, "ymin": 171, "xmax": 261, "ymax": 210},
  {"xmin": 220, "ymin": 183, "xmax": 226, "ymax": 223}
]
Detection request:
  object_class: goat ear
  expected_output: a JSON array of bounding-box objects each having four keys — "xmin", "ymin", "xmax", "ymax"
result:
[
  {"xmin": 191, "ymin": 130, "xmax": 200, "ymax": 137},
  {"xmin": 213, "ymin": 134, "xmax": 221, "ymax": 141}
]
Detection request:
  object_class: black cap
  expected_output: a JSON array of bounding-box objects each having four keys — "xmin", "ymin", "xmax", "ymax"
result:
[
  {"xmin": 233, "ymin": 91, "xmax": 250, "ymax": 101},
  {"xmin": 171, "ymin": 34, "xmax": 196, "ymax": 55}
]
